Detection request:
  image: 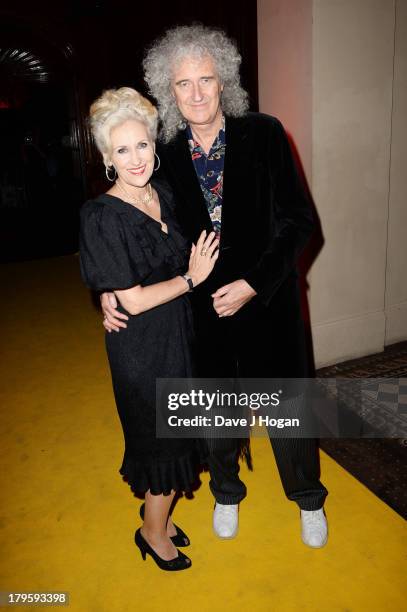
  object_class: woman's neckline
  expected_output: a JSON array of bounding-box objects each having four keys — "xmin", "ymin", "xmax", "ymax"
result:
[{"xmin": 101, "ymin": 191, "xmax": 169, "ymax": 236}]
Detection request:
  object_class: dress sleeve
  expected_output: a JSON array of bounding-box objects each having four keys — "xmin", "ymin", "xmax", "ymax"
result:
[{"xmin": 79, "ymin": 200, "xmax": 147, "ymax": 292}]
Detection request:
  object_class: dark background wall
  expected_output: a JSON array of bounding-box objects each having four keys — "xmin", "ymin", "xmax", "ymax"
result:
[{"xmin": 0, "ymin": 0, "xmax": 258, "ymax": 261}]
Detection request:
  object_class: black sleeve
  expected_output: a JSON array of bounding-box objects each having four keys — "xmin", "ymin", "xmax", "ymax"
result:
[
  {"xmin": 79, "ymin": 201, "xmax": 149, "ymax": 292},
  {"xmin": 242, "ymin": 118, "xmax": 314, "ymax": 306}
]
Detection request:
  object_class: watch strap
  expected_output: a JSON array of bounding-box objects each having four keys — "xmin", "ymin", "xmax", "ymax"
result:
[{"xmin": 181, "ymin": 274, "xmax": 193, "ymax": 292}]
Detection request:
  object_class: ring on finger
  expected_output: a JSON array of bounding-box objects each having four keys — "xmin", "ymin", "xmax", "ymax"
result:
[{"xmin": 200, "ymin": 248, "xmax": 208, "ymax": 256}]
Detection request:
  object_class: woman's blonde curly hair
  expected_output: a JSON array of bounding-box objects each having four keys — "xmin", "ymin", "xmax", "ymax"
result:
[{"xmin": 89, "ymin": 87, "xmax": 158, "ymax": 165}]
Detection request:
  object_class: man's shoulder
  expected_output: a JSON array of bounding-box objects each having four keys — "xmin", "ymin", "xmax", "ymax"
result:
[
  {"xmin": 244, "ymin": 111, "xmax": 281, "ymax": 124},
  {"xmin": 229, "ymin": 111, "xmax": 284, "ymax": 132},
  {"xmin": 157, "ymin": 112, "xmax": 286, "ymax": 152},
  {"xmin": 224, "ymin": 113, "xmax": 288, "ymax": 153}
]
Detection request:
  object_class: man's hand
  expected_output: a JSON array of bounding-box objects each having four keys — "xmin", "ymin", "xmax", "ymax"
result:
[
  {"xmin": 100, "ymin": 292, "xmax": 129, "ymax": 332},
  {"xmin": 211, "ymin": 279, "xmax": 257, "ymax": 317}
]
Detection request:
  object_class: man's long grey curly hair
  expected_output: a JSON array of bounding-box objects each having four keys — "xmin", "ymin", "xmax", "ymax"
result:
[{"xmin": 143, "ymin": 24, "xmax": 249, "ymax": 143}]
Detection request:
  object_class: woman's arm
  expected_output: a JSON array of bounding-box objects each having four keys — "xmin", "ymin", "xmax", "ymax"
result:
[
  {"xmin": 112, "ymin": 230, "xmax": 218, "ymax": 316},
  {"xmin": 115, "ymin": 275, "xmax": 191, "ymax": 315}
]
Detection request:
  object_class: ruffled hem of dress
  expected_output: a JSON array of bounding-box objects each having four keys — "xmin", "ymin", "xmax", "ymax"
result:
[{"xmin": 119, "ymin": 442, "xmax": 207, "ymax": 496}]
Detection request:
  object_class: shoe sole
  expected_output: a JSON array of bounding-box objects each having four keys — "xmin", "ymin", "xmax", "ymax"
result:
[
  {"xmin": 213, "ymin": 528, "xmax": 239, "ymax": 539},
  {"xmin": 301, "ymin": 535, "xmax": 328, "ymax": 548}
]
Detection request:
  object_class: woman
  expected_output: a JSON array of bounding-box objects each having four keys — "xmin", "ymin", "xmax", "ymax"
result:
[{"xmin": 79, "ymin": 87, "xmax": 218, "ymax": 571}]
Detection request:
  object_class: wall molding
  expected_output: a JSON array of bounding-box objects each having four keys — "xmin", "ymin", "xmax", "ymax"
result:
[
  {"xmin": 312, "ymin": 310, "xmax": 386, "ymax": 368},
  {"xmin": 385, "ymin": 300, "xmax": 407, "ymax": 345}
]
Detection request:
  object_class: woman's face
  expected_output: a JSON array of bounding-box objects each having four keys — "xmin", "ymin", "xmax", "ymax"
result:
[{"xmin": 109, "ymin": 119, "xmax": 155, "ymax": 188}]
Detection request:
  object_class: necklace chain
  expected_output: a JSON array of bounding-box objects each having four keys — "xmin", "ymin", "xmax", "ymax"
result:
[{"xmin": 115, "ymin": 180, "xmax": 153, "ymax": 206}]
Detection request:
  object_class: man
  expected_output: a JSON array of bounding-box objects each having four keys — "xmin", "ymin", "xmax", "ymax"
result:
[{"xmin": 101, "ymin": 24, "xmax": 328, "ymax": 547}]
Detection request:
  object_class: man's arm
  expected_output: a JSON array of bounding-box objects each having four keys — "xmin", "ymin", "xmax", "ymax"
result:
[
  {"xmin": 102, "ymin": 292, "xmax": 128, "ymax": 332},
  {"xmin": 212, "ymin": 118, "xmax": 312, "ymax": 317},
  {"xmin": 240, "ymin": 117, "xmax": 314, "ymax": 308},
  {"xmin": 211, "ymin": 279, "xmax": 256, "ymax": 317}
]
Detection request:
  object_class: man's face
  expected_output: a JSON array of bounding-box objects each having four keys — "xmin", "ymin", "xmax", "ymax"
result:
[{"xmin": 171, "ymin": 55, "xmax": 223, "ymax": 129}]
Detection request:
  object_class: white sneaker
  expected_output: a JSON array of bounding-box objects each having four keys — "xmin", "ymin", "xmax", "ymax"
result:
[
  {"xmin": 213, "ymin": 503, "xmax": 239, "ymax": 539},
  {"xmin": 300, "ymin": 508, "xmax": 328, "ymax": 548}
]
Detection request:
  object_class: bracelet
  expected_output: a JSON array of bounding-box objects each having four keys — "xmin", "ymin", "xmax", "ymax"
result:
[{"xmin": 181, "ymin": 274, "xmax": 193, "ymax": 292}]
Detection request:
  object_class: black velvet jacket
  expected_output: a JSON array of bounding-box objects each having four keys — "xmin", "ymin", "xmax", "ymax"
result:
[{"xmin": 156, "ymin": 113, "xmax": 314, "ymax": 377}]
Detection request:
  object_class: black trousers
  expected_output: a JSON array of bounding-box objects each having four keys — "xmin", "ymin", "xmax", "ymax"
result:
[
  {"xmin": 207, "ymin": 435, "xmax": 327, "ymax": 510},
  {"xmin": 193, "ymin": 298, "xmax": 328, "ymax": 511}
]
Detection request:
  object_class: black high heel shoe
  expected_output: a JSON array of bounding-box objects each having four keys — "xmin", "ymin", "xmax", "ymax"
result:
[
  {"xmin": 134, "ymin": 528, "xmax": 191, "ymax": 571},
  {"xmin": 139, "ymin": 503, "xmax": 190, "ymax": 547}
]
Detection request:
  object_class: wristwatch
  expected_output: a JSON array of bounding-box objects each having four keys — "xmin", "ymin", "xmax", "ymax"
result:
[{"xmin": 181, "ymin": 274, "xmax": 194, "ymax": 292}]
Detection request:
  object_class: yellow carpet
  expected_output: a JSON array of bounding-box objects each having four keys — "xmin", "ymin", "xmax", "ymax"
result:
[{"xmin": 0, "ymin": 255, "xmax": 406, "ymax": 612}]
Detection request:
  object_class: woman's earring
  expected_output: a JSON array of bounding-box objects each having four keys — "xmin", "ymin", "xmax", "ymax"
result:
[
  {"xmin": 153, "ymin": 153, "xmax": 160, "ymax": 172},
  {"xmin": 105, "ymin": 165, "xmax": 117, "ymax": 182}
]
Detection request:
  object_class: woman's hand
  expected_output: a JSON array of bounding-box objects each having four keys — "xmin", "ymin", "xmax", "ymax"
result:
[{"xmin": 187, "ymin": 230, "xmax": 219, "ymax": 287}]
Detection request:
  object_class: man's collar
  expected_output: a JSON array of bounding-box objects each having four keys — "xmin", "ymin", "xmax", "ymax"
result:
[{"xmin": 186, "ymin": 114, "xmax": 225, "ymax": 153}]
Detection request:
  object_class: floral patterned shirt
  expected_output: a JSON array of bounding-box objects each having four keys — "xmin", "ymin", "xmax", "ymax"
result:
[{"xmin": 186, "ymin": 116, "xmax": 225, "ymax": 237}]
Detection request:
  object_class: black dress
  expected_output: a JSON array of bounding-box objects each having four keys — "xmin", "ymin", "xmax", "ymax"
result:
[{"xmin": 79, "ymin": 179, "xmax": 202, "ymax": 496}]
